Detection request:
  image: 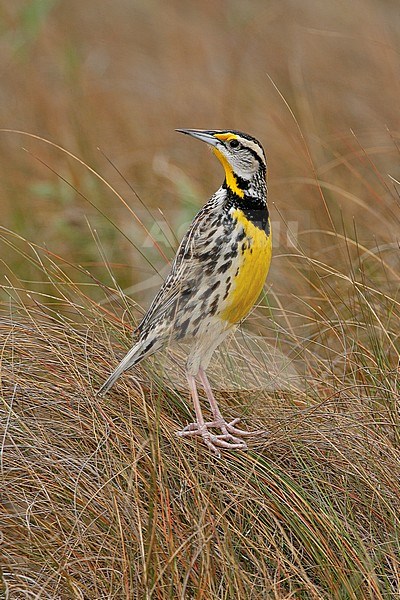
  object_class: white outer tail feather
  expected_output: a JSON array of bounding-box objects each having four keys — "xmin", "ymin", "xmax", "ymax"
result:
[{"xmin": 97, "ymin": 341, "xmax": 150, "ymax": 396}]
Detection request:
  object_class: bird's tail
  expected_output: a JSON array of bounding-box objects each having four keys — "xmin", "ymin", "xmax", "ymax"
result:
[{"xmin": 97, "ymin": 339, "xmax": 157, "ymax": 396}]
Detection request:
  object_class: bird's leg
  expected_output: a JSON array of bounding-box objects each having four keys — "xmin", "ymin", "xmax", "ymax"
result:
[
  {"xmin": 176, "ymin": 373, "xmax": 247, "ymax": 455},
  {"xmin": 198, "ymin": 367, "xmax": 265, "ymax": 439}
]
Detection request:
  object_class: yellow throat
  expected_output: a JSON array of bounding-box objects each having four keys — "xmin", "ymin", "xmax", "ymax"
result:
[{"xmin": 213, "ymin": 147, "xmax": 245, "ymax": 198}]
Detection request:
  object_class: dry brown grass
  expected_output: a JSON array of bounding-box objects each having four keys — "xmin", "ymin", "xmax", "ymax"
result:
[
  {"xmin": 1, "ymin": 238, "xmax": 399, "ymax": 598},
  {"xmin": 1, "ymin": 1, "xmax": 400, "ymax": 598}
]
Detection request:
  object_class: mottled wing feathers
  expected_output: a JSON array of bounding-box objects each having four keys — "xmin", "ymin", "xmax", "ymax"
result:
[{"xmin": 137, "ymin": 192, "xmax": 224, "ymax": 337}]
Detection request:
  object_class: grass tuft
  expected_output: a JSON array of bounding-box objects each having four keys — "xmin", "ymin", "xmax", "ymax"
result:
[
  {"xmin": 1, "ymin": 2, "xmax": 400, "ymax": 596},
  {"xmin": 1, "ymin": 215, "xmax": 399, "ymax": 598}
]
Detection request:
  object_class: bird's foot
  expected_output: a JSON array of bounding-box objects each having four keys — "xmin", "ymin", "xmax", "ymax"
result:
[{"xmin": 176, "ymin": 418, "xmax": 265, "ymax": 456}]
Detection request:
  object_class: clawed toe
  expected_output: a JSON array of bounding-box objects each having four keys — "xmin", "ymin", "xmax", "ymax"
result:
[
  {"xmin": 208, "ymin": 435, "xmax": 247, "ymax": 451},
  {"xmin": 176, "ymin": 416, "xmax": 265, "ymax": 454},
  {"xmin": 177, "ymin": 426, "xmax": 247, "ymax": 455},
  {"xmin": 225, "ymin": 420, "xmax": 266, "ymax": 438},
  {"xmin": 177, "ymin": 426, "xmax": 245, "ymax": 445},
  {"xmin": 211, "ymin": 417, "xmax": 266, "ymax": 438}
]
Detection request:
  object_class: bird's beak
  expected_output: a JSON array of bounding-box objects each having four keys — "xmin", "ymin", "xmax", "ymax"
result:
[{"xmin": 176, "ymin": 129, "xmax": 219, "ymax": 147}]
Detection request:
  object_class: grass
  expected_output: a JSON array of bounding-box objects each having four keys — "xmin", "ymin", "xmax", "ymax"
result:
[
  {"xmin": 1, "ymin": 1, "xmax": 400, "ymax": 598},
  {"xmin": 1, "ymin": 154, "xmax": 399, "ymax": 599}
]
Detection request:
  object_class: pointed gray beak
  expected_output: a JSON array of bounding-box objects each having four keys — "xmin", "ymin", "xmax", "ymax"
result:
[{"xmin": 176, "ymin": 128, "xmax": 219, "ymax": 147}]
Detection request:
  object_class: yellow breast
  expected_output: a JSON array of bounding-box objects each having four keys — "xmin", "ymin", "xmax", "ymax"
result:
[{"xmin": 221, "ymin": 209, "xmax": 272, "ymax": 324}]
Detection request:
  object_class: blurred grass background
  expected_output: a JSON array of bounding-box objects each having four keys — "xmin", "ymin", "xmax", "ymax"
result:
[
  {"xmin": 1, "ymin": 0, "xmax": 400, "ymax": 598},
  {"xmin": 2, "ymin": 0, "xmax": 399, "ymax": 299}
]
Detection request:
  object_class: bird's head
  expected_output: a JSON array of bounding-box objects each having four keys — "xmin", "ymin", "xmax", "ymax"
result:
[{"xmin": 176, "ymin": 129, "xmax": 266, "ymax": 199}]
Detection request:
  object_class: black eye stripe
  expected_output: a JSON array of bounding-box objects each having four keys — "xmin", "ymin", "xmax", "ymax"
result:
[
  {"xmin": 226, "ymin": 139, "xmax": 265, "ymax": 164},
  {"xmin": 219, "ymin": 131, "xmax": 266, "ymax": 167}
]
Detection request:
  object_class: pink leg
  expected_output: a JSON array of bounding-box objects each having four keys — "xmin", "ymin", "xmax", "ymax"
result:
[
  {"xmin": 176, "ymin": 373, "xmax": 248, "ymax": 456},
  {"xmin": 198, "ymin": 367, "xmax": 265, "ymax": 438}
]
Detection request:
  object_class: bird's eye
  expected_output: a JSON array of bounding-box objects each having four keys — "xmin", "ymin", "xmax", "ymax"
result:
[{"xmin": 229, "ymin": 139, "xmax": 240, "ymax": 149}]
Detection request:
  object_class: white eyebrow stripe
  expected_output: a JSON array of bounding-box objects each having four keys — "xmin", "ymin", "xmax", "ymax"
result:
[{"xmin": 235, "ymin": 135, "xmax": 266, "ymax": 164}]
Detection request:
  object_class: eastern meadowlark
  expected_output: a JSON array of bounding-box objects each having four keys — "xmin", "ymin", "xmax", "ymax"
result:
[{"xmin": 98, "ymin": 129, "xmax": 272, "ymax": 455}]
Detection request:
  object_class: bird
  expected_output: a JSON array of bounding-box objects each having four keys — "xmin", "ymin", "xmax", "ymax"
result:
[{"xmin": 98, "ymin": 129, "xmax": 272, "ymax": 455}]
